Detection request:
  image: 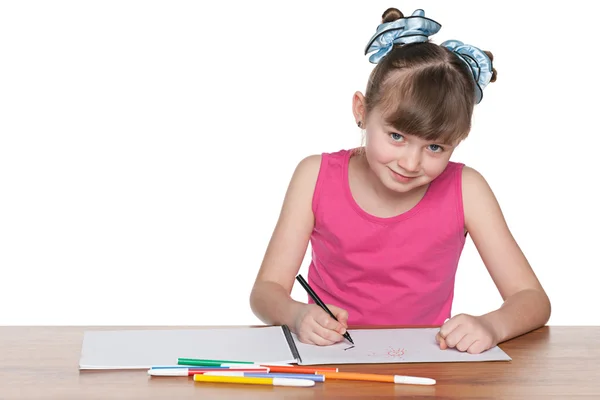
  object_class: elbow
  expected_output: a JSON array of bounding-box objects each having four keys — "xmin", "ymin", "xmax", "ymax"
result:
[
  {"xmin": 524, "ymin": 286, "xmax": 552, "ymax": 327},
  {"xmin": 249, "ymin": 283, "xmax": 260, "ymax": 315},
  {"xmin": 542, "ymin": 290, "xmax": 552, "ymax": 325},
  {"xmin": 249, "ymin": 280, "xmax": 271, "ymax": 321}
]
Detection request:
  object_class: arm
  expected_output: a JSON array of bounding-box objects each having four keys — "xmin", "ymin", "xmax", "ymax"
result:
[
  {"xmin": 463, "ymin": 166, "xmax": 551, "ymax": 341},
  {"xmin": 438, "ymin": 166, "xmax": 551, "ymax": 353},
  {"xmin": 249, "ymin": 155, "xmax": 348, "ymax": 344}
]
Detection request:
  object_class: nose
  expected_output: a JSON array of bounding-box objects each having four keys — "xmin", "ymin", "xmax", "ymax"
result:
[{"xmin": 397, "ymin": 148, "xmax": 421, "ymax": 173}]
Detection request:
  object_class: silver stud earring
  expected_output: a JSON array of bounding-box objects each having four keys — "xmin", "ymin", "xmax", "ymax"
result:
[{"xmin": 357, "ymin": 121, "xmax": 363, "ymax": 128}]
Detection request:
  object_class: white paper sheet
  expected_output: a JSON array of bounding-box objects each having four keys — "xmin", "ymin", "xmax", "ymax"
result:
[
  {"xmin": 293, "ymin": 328, "xmax": 512, "ymax": 365},
  {"xmin": 79, "ymin": 327, "xmax": 511, "ymax": 369},
  {"xmin": 79, "ymin": 326, "xmax": 296, "ymax": 369}
]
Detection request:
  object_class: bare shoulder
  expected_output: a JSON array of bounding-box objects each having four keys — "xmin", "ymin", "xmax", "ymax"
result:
[
  {"xmin": 285, "ymin": 154, "xmax": 323, "ymax": 197},
  {"xmin": 461, "ymin": 165, "xmax": 491, "ymax": 193},
  {"xmin": 281, "ymin": 153, "xmax": 323, "ymax": 212},
  {"xmin": 293, "ymin": 154, "xmax": 322, "ymax": 181},
  {"xmin": 461, "ymin": 166, "xmax": 497, "ymax": 205},
  {"xmin": 460, "ymin": 165, "xmax": 503, "ymax": 231}
]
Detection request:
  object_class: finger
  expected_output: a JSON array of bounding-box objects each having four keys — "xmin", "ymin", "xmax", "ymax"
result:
[
  {"xmin": 296, "ymin": 330, "xmax": 317, "ymax": 345},
  {"xmin": 444, "ymin": 325, "xmax": 469, "ymax": 348},
  {"xmin": 296, "ymin": 334, "xmax": 310, "ymax": 344},
  {"xmin": 439, "ymin": 337, "xmax": 448, "ymax": 350},
  {"xmin": 316, "ymin": 312, "xmax": 345, "ymax": 335},
  {"xmin": 326, "ymin": 305, "xmax": 349, "ymax": 330},
  {"xmin": 313, "ymin": 319, "xmax": 345, "ymax": 343},
  {"xmin": 439, "ymin": 316, "xmax": 462, "ymax": 339},
  {"xmin": 455, "ymin": 334, "xmax": 476, "ymax": 352},
  {"xmin": 297, "ymin": 324, "xmax": 334, "ymax": 346},
  {"xmin": 467, "ymin": 340, "xmax": 484, "ymax": 354},
  {"xmin": 308, "ymin": 324, "xmax": 342, "ymax": 346},
  {"xmin": 337, "ymin": 315, "xmax": 348, "ymax": 329},
  {"xmin": 307, "ymin": 331, "xmax": 337, "ymax": 346},
  {"xmin": 335, "ymin": 310, "xmax": 349, "ymax": 327},
  {"xmin": 435, "ymin": 333, "xmax": 448, "ymax": 349}
]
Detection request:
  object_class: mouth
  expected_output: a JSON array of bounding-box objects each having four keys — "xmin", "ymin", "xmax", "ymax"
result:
[{"xmin": 389, "ymin": 168, "xmax": 418, "ymax": 183}]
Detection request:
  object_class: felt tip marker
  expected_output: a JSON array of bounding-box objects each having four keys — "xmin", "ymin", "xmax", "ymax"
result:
[
  {"xmin": 295, "ymin": 274, "xmax": 355, "ymax": 344},
  {"xmin": 193, "ymin": 374, "xmax": 315, "ymax": 387},
  {"xmin": 147, "ymin": 367, "xmax": 270, "ymax": 376},
  {"xmin": 204, "ymin": 371, "xmax": 326, "ymax": 382},
  {"xmin": 220, "ymin": 363, "xmax": 338, "ymax": 373},
  {"xmin": 177, "ymin": 358, "xmax": 291, "ymax": 367},
  {"xmin": 317, "ymin": 371, "xmax": 436, "ymax": 385},
  {"xmin": 151, "ymin": 365, "xmax": 268, "ymax": 370}
]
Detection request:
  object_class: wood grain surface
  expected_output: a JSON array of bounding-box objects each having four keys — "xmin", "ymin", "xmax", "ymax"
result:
[{"xmin": 0, "ymin": 326, "xmax": 598, "ymax": 399}]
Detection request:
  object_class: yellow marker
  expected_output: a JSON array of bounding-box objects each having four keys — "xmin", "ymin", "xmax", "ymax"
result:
[{"xmin": 193, "ymin": 374, "xmax": 315, "ymax": 387}]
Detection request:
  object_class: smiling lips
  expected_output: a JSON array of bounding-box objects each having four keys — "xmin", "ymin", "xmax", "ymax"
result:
[{"xmin": 389, "ymin": 168, "xmax": 418, "ymax": 183}]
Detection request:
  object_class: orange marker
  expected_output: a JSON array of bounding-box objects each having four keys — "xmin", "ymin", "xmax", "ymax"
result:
[{"xmin": 317, "ymin": 371, "xmax": 435, "ymax": 385}]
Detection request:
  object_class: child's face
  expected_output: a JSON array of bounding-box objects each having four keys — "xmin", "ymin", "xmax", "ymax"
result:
[{"xmin": 363, "ymin": 107, "xmax": 457, "ymax": 194}]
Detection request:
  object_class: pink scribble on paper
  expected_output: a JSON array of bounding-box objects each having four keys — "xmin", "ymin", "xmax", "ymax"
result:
[
  {"xmin": 386, "ymin": 347, "xmax": 406, "ymax": 357},
  {"xmin": 367, "ymin": 347, "xmax": 406, "ymax": 358}
]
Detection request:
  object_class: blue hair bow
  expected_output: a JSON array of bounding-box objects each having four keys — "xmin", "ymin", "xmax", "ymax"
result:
[
  {"xmin": 364, "ymin": 9, "xmax": 494, "ymax": 104},
  {"xmin": 364, "ymin": 9, "xmax": 441, "ymax": 64},
  {"xmin": 441, "ymin": 40, "xmax": 493, "ymax": 104}
]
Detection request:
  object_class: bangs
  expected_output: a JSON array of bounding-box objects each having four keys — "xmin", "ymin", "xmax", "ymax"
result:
[{"xmin": 376, "ymin": 65, "xmax": 474, "ymax": 144}]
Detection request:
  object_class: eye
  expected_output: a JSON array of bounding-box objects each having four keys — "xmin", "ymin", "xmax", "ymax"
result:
[
  {"xmin": 428, "ymin": 144, "xmax": 444, "ymax": 153},
  {"xmin": 390, "ymin": 132, "xmax": 404, "ymax": 142}
]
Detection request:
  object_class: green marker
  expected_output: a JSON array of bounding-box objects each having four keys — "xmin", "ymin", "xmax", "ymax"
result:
[{"xmin": 177, "ymin": 358, "xmax": 253, "ymax": 366}]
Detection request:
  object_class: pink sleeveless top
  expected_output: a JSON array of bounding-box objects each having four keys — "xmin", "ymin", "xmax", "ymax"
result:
[{"xmin": 308, "ymin": 149, "xmax": 466, "ymax": 325}]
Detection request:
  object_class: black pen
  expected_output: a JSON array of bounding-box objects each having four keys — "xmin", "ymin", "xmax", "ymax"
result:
[{"xmin": 295, "ymin": 274, "xmax": 355, "ymax": 345}]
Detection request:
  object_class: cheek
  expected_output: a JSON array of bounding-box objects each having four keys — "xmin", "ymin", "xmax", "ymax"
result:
[
  {"xmin": 365, "ymin": 132, "xmax": 393, "ymax": 162},
  {"xmin": 423, "ymin": 157, "xmax": 451, "ymax": 177}
]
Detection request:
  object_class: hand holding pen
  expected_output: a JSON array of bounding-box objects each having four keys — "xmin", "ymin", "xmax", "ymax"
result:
[{"xmin": 295, "ymin": 274, "xmax": 355, "ymax": 345}]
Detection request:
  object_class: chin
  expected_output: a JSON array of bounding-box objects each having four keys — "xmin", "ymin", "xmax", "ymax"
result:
[{"xmin": 382, "ymin": 168, "xmax": 425, "ymax": 190}]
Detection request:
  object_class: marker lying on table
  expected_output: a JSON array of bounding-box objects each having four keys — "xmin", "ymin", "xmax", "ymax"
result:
[
  {"xmin": 152, "ymin": 365, "xmax": 269, "ymax": 370},
  {"xmin": 177, "ymin": 358, "xmax": 292, "ymax": 367},
  {"xmin": 220, "ymin": 363, "xmax": 338, "ymax": 373},
  {"xmin": 193, "ymin": 374, "xmax": 315, "ymax": 387},
  {"xmin": 204, "ymin": 371, "xmax": 326, "ymax": 382},
  {"xmin": 178, "ymin": 358, "xmax": 339, "ymax": 372},
  {"xmin": 316, "ymin": 371, "xmax": 435, "ymax": 385},
  {"xmin": 148, "ymin": 367, "xmax": 270, "ymax": 377}
]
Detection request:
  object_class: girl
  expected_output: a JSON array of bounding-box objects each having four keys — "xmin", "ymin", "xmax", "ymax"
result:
[{"xmin": 249, "ymin": 8, "xmax": 550, "ymax": 355}]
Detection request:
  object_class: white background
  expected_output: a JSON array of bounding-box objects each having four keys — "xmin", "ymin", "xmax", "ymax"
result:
[{"xmin": 1, "ymin": 1, "xmax": 598, "ymax": 326}]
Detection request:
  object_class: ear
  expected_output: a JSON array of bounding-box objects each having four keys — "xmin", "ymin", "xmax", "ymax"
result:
[{"xmin": 352, "ymin": 91, "xmax": 367, "ymax": 126}]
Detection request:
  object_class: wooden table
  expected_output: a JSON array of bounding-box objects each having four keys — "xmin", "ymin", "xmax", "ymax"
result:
[{"xmin": 0, "ymin": 326, "xmax": 598, "ymax": 399}]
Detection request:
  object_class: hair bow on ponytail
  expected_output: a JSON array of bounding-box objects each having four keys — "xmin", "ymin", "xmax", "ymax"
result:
[
  {"xmin": 440, "ymin": 40, "xmax": 493, "ymax": 104},
  {"xmin": 364, "ymin": 9, "xmax": 441, "ymax": 64}
]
